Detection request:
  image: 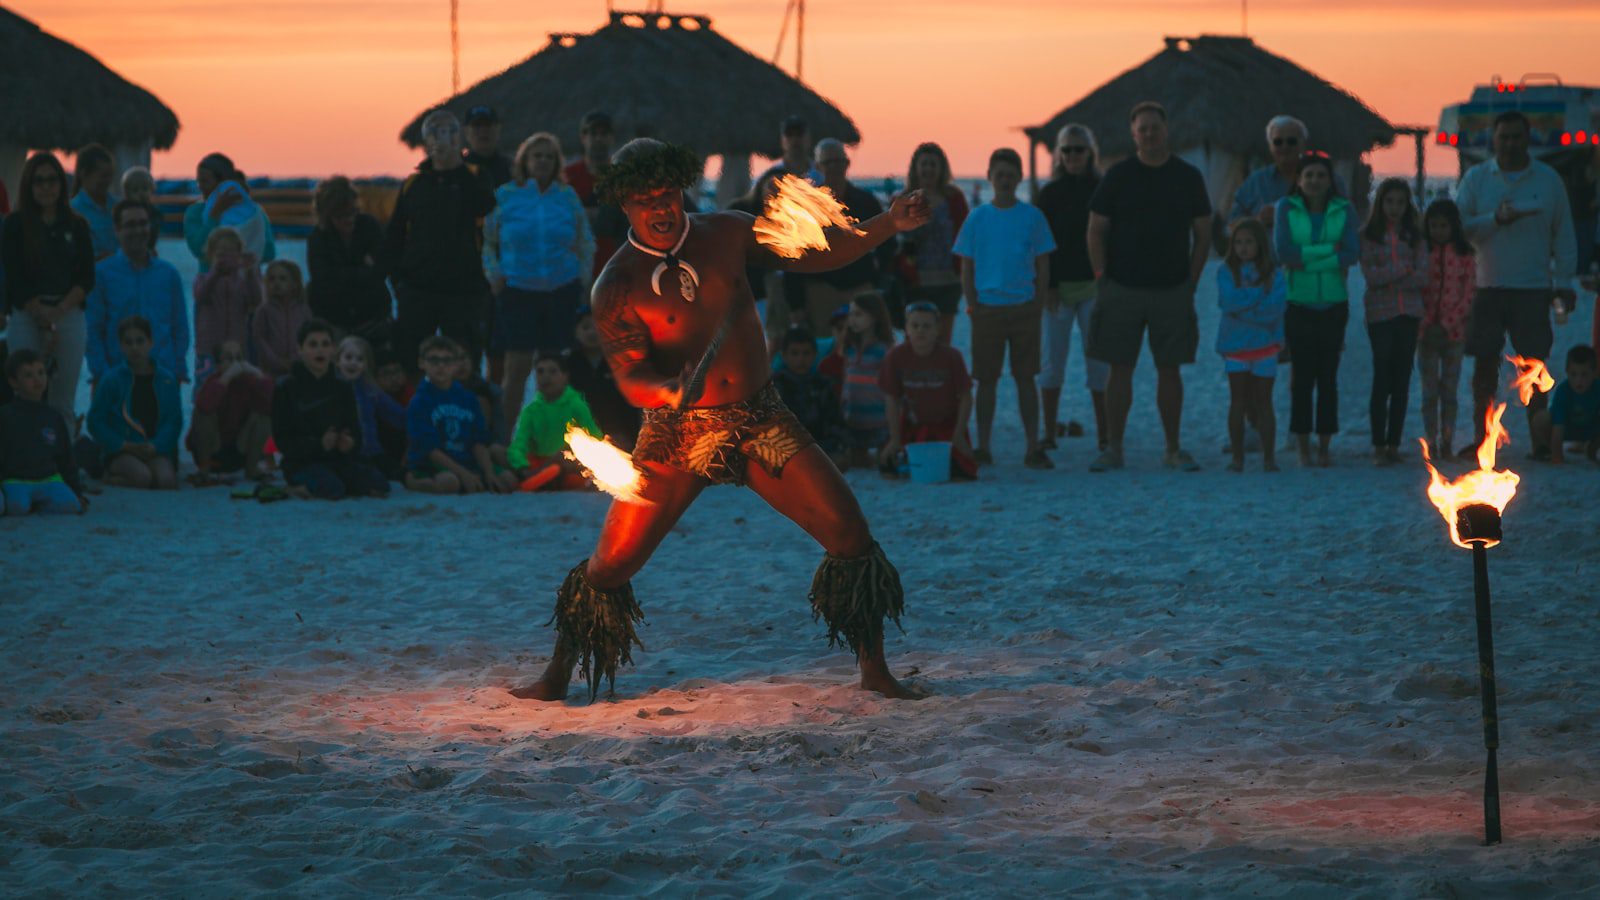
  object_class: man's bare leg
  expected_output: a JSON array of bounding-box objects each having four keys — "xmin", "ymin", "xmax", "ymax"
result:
[
  {"xmin": 744, "ymin": 445, "xmax": 918, "ymax": 699},
  {"xmin": 511, "ymin": 462, "xmax": 705, "ymax": 700}
]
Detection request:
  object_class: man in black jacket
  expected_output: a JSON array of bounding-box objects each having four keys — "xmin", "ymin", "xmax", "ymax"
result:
[
  {"xmin": 385, "ymin": 110, "xmax": 497, "ymax": 377},
  {"xmin": 271, "ymin": 319, "xmax": 389, "ymax": 500}
]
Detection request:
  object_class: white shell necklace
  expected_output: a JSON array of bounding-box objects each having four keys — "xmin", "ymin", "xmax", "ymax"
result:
[{"xmin": 627, "ymin": 220, "xmax": 699, "ymax": 302}]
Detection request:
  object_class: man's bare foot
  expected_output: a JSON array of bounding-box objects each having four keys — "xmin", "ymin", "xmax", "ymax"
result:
[
  {"xmin": 510, "ymin": 654, "xmax": 574, "ymax": 701},
  {"xmin": 858, "ymin": 653, "xmax": 924, "ymax": 699}
]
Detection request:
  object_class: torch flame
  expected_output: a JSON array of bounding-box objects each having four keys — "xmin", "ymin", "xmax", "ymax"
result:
[
  {"xmin": 752, "ymin": 174, "xmax": 866, "ymax": 259},
  {"xmin": 1419, "ymin": 403, "xmax": 1519, "ymax": 549},
  {"xmin": 564, "ymin": 425, "xmax": 649, "ymax": 504},
  {"xmin": 1507, "ymin": 355, "xmax": 1553, "ymax": 405}
]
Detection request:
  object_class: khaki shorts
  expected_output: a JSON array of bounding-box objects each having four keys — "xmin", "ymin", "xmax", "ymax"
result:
[
  {"xmin": 1087, "ymin": 278, "xmax": 1198, "ymax": 368},
  {"xmin": 969, "ymin": 301, "xmax": 1042, "ymax": 381}
]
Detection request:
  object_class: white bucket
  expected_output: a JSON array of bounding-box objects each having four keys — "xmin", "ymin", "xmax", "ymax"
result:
[{"xmin": 905, "ymin": 441, "xmax": 951, "ymax": 484}]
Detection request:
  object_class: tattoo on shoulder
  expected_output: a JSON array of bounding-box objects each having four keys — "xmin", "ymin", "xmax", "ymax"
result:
[{"xmin": 594, "ymin": 276, "xmax": 650, "ymax": 359}]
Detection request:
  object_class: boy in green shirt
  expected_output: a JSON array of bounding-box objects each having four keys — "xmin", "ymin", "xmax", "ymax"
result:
[{"xmin": 509, "ymin": 354, "xmax": 602, "ymax": 491}]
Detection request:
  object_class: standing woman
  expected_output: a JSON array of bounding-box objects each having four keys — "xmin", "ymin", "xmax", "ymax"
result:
[
  {"xmin": 69, "ymin": 143, "xmax": 119, "ymax": 260},
  {"xmin": 307, "ymin": 176, "xmax": 392, "ymax": 345},
  {"xmin": 1034, "ymin": 123, "xmax": 1110, "ymax": 451},
  {"xmin": 1358, "ymin": 179, "xmax": 1427, "ymax": 465},
  {"xmin": 184, "ymin": 152, "xmax": 276, "ymax": 272},
  {"xmin": 0, "ymin": 152, "xmax": 95, "ymax": 436},
  {"xmin": 896, "ymin": 142, "xmax": 968, "ymax": 343},
  {"xmin": 1274, "ymin": 151, "xmax": 1359, "ymax": 467},
  {"xmin": 482, "ymin": 132, "xmax": 594, "ymax": 421}
]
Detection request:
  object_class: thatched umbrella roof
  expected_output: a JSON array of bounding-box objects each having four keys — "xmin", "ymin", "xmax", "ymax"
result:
[
  {"xmin": 1024, "ymin": 35, "xmax": 1394, "ymax": 159},
  {"xmin": 0, "ymin": 5, "xmax": 179, "ymax": 150},
  {"xmin": 399, "ymin": 10, "xmax": 859, "ymax": 160}
]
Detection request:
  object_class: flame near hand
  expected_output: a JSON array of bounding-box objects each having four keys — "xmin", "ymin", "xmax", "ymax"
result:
[
  {"xmin": 753, "ymin": 175, "xmax": 866, "ymax": 259},
  {"xmin": 565, "ymin": 425, "xmax": 649, "ymax": 504},
  {"xmin": 1507, "ymin": 355, "xmax": 1554, "ymax": 406}
]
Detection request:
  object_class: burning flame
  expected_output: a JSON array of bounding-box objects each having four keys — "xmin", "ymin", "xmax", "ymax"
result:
[
  {"xmin": 1507, "ymin": 355, "xmax": 1553, "ymax": 405},
  {"xmin": 1419, "ymin": 403, "xmax": 1519, "ymax": 549},
  {"xmin": 564, "ymin": 425, "xmax": 648, "ymax": 504},
  {"xmin": 752, "ymin": 175, "xmax": 866, "ymax": 258}
]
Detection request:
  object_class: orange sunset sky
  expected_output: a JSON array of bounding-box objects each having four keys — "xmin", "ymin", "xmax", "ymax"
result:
[{"xmin": 14, "ymin": 0, "xmax": 1600, "ymax": 180}]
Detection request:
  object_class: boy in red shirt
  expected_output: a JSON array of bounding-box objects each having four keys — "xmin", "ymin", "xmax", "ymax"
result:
[{"xmin": 877, "ymin": 302, "xmax": 977, "ymax": 479}]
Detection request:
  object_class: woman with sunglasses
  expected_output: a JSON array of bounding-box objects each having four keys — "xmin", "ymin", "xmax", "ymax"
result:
[
  {"xmin": 0, "ymin": 152, "xmax": 97, "ymax": 437},
  {"xmin": 1034, "ymin": 123, "xmax": 1110, "ymax": 452}
]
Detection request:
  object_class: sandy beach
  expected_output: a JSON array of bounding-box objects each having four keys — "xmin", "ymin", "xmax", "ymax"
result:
[{"xmin": 4, "ymin": 252, "xmax": 1598, "ymax": 896}]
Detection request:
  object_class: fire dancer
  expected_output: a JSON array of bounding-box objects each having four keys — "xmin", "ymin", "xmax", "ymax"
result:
[{"xmin": 511, "ymin": 139, "xmax": 931, "ymax": 703}]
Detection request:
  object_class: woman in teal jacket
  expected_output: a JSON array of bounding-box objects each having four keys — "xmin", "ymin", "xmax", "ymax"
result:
[
  {"xmin": 1273, "ymin": 151, "xmax": 1359, "ymax": 467},
  {"xmin": 88, "ymin": 315, "xmax": 183, "ymax": 489}
]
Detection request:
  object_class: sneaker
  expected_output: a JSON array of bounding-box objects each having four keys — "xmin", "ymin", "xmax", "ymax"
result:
[
  {"xmin": 1088, "ymin": 448, "xmax": 1123, "ymax": 472},
  {"xmin": 1024, "ymin": 448, "xmax": 1054, "ymax": 470},
  {"xmin": 1163, "ymin": 449, "xmax": 1201, "ymax": 472}
]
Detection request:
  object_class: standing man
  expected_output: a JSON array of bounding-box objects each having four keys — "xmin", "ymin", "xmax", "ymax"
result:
[
  {"xmin": 564, "ymin": 110, "xmax": 625, "ymax": 279},
  {"xmin": 85, "ymin": 202, "xmax": 189, "ymax": 385},
  {"xmin": 796, "ymin": 138, "xmax": 889, "ymax": 335},
  {"xmin": 463, "ymin": 105, "xmax": 513, "ymax": 383},
  {"xmin": 1086, "ymin": 101, "xmax": 1213, "ymax": 472},
  {"xmin": 384, "ymin": 110, "xmax": 497, "ymax": 377},
  {"xmin": 758, "ymin": 115, "xmax": 823, "ymax": 186},
  {"xmin": 1455, "ymin": 110, "xmax": 1577, "ymax": 455}
]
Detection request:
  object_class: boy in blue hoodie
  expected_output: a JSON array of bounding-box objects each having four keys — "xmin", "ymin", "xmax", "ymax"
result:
[
  {"xmin": 404, "ymin": 336, "xmax": 518, "ymax": 494},
  {"xmin": 87, "ymin": 315, "xmax": 182, "ymax": 489},
  {"xmin": 1, "ymin": 349, "xmax": 87, "ymax": 514}
]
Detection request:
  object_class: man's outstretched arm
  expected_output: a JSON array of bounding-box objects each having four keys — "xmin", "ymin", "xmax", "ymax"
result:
[{"xmin": 745, "ymin": 191, "xmax": 932, "ymax": 275}]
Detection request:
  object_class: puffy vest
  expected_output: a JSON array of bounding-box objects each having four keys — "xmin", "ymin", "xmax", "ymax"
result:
[{"xmin": 1284, "ymin": 196, "xmax": 1351, "ymax": 305}]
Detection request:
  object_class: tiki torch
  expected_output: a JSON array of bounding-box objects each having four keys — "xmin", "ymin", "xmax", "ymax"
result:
[{"xmin": 1420, "ymin": 402, "xmax": 1520, "ymax": 845}]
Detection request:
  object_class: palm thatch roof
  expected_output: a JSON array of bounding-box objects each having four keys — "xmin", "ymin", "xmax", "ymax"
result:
[
  {"xmin": 0, "ymin": 5, "xmax": 179, "ymax": 150},
  {"xmin": 399, "ymin": 10, "xmax": 859, "ymax": 160},
  {"xmin": 1025, "ymin": 35, "xmax": 1394, "ymax": 160}
]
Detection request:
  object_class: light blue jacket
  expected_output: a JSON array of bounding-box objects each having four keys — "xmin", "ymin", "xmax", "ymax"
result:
[
  {"xmin": 70, "ymin": 191, "xmax": 119, "ymax": 259},
  {"xmin": 482, "ymin": 180, "xmax": 593, "ymax": 292},
  {"xmin": 1215, "ymin": 262, "xmax": 1288, "ymax": 356},
  {"xmin": 88, "ymin": 362, "xmax": 184, "ymax": 459},
  {"xmin": 86, "ymin": 251, "xmax": 191, "ymax": 381},
  {"xmin": 184, "ymin": 201, "xmax": 277, "ymax": 273}
]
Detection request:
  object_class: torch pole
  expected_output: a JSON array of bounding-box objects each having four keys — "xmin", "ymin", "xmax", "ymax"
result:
[{"xmin": 1471, "ymin": 544, "xmax": 1503, "ymax": 845}]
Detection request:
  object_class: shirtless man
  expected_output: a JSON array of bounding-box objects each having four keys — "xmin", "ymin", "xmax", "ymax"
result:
[{"xmin": 512, "ymin": 139, "xmax": 930, "ymax": 702}]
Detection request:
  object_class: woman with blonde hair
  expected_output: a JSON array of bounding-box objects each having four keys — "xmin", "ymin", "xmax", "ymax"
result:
[
  {"xmin": 482, "ymin": 132, "xmax": 595, "ymax": 422},
  {"xmin": 893, "ymin": 143, "xmax": 968, "ymax": 343}
]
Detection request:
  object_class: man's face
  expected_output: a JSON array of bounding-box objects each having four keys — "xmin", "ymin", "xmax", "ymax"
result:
[
  {"xmin": 466, "ymin": 120, "xmax": 500, "ymax": 155},
  {"xmin": 782, "ymin": 127, "xmax": 809, "ymax": 160},
  {"xmin": 8, "ymin": 362, "xmax": 48, "ymax": 402},
  {"xmin": 1493, "ymin": 121, "xmax": 1530, "ymax": 166},
  {"xmin": 622, "ymin": 187, "xmax": 686, "ymax": 248},
  {"xmin": 424, "ymin": 120, "xmax": 464, "ymax": 166},
  {"xmin": 581, "ymin": 125, "xmax": 614, "ymax": 162},
  {"xmin": 299, "ymin": 332, "xmax": 334, "ymax": 373},
  {"xmin": 988, "ymin": 162, "xmax": 1022, "ymax": 197},
  {"xmin": 1269, "ymin": 125, "xmax": 1305, "ymax": 166},
  {"xmin": 781, "ymin": 341, "xmax": 816, "ymax": 375},
  {"xmin": 420, "ymin": 349, "xmax": 457, "ymax": 385},
  {"xmin": 1568, "ymin": 362, "xmax": 1596, "ymax": 394},
  {"xmin": 1132, "ymin": 111, "xmax": 1168, "ymax": 156},
  {"xmin": 120, "ymin": 329, "xmax": 152, "ymax": 368},
  {"xmin": 905, "ymin": 311, "xmax": 940, "ymax": 352},
  {"xmin": 116, "ymin": 208, "xmax": 152, "ymax": 257},
  {"xmin": 817, "ymin": 145, "xmax": 850, "ymax": 191},
  {"xmin": 534, "ymin": 359, "xmax": 567, "ymax": 397}
]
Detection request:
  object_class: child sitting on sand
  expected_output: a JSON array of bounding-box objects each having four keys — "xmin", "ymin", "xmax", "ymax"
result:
[
  {"xmin": 250, "ymin": 260, "xmax": 312, "ymax": 380},
  {"xmin": 187, "ymin": 339, "xmax": 273, "ymax": 483},
  {"xmin": 375, "ymin": 351, "xmax": 414, "ymax": 407},
  {"xmin": 271, "ymin": 320, "xmax": 389, "ymax": 500},
  {"xmin": 773, "ymin": 325, "xmax": 847, "ymax": 466},
  {"xmin": 840, "ymin": 291, "xmax": 894, "ymax": 467},
  {"xmin": 877, "ymin": 302, "xmax": 977, "ymax": 480},
  {"xmin": 1533, "ymin": 344, "xmax": 1600, "ymax": 465},
  {"xmin": 1216, "ymin": 219, "xmax": 1287, "ymax": 473},
  {"xmin": 193, "ymin": 227, "xmax": 261, "ymax": 381},
  {"xmin": 337, "ymin": 335, "xmax": 406, "ymax": 480},
  {"xmin": 507, "ymin": 353, "xmax": 600, "ymax": 492},
  {"xmin": 1, "ymin": 349, "xmax": 87, "ymax": 514},
  {"xmin": 405, "ymin": 337, "xmax": 517, "ymax": 495},
  {"xmin": 88, "ymin": 315, "xmax": 182, "ymax": 490}
]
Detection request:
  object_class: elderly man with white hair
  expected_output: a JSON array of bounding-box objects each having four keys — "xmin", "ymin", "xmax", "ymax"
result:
[{"xmin": 1228, "ymin": 115, "xmax": 1343, "ymax": 228}]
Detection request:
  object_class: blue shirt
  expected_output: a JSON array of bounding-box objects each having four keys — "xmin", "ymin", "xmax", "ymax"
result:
[
  {"xmin": 85, "ymin": 251, "xmax": 190, "ymax": 381},
  {"xmin": 483, "ymin": 180, "xmax": 594, "ymax": 291},
  {"xmin": 952, "ymin": 201, "xmax": 1056, "ymax": 306},
  {"xmin": 406, "ymin": 378, "xmax": 490, "ymax": 468},
  {"xmin": 1549, "ymin": 380, "xmax": 1600, "ymax": 436},
  {"xmin": 70, "ymin": 191, "xmax": 118, "ymax": 259},
  {"xmin": 1228, "ymin": 164, "xmax": 1347, "ymax": 224}
]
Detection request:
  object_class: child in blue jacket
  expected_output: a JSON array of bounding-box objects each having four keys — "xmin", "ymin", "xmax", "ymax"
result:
[
  {"xmin": 88, "ymin": 315, "xmax": 183, "ymax": 489},
  {"xmin": 404, "ymin": 336, "xmax": 519, "ymax": 495},
  {"xmin": 1216, "ymin": 219, "xmax": 1288, "ymax": 473}
]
